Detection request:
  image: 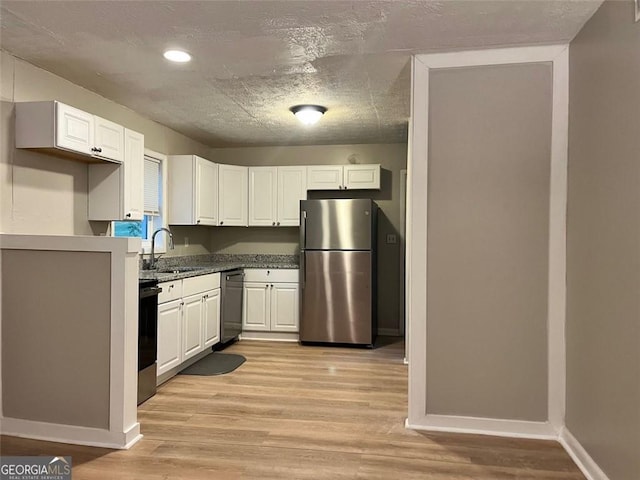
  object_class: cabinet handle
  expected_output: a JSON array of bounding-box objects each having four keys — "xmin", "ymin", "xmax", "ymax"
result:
[
  {"xmin": 265, "ymin": 284, "xmax": 268, "ymax": 289},
  {"xmin": 338, "ymin": 185, "xmax": 342, "ymax": 190},
  {"xmin": 343, "ymin": 186, "xmax": 347, "ymax": 190},
  {"xmin": 220, "ymin": 221, "xmax": 224, "ymax": 225},
  {"xmin": 271, "ymin": 284, "xmax": 274, "ymax": 288},
  {"xmin": 91, "ymin": 147, "xmax": 103, "ymax": 153},
  {"xmin": 276, "ymin": 222, "xmax": 280, "ymax": 226},
  {"xmin": 272, "ymin": 222, "xmax": 276, "ymax": 226},
  {"xmin": 126, "ymin": 213, "xmax": 131, "ymax": 218},
  {"xmin": 197, "ymin": 219, "xmax": 201, "ymax": 224}
]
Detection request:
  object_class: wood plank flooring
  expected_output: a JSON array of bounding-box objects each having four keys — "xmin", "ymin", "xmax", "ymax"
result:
[{"xmin": 1, "ymin": 338, "xmax": 584, "ymax": 479}]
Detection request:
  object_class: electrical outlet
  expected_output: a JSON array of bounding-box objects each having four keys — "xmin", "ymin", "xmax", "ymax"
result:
[{"xmin": 386, "ymin": 234, "xmax": 397, "ymax": 244}]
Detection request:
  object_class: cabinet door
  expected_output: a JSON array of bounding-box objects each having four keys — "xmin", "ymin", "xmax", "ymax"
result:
[
  {"xmin": 195, "ymin": 157, "xmax": 218, "ymax": 225},
  {"xmin": 182, "ymin": 294, "xmax": 204, "ymax": 361},
  {"xmin": 123, "ymin": 129, "xmax": 144, "ymax": 220},
  {"xmin": 306, "ymin": 165, "xmax": 343, "ymax": 190},
  {"xmin": 218, "ymin": 164, "xmax": 248, "ymax": 226},
  {"xmin": 242, "ymin": 282, "xmax": 270, "ymax": 331},
  {"xmin": 270, "ymin": 283, "xmax": 300, "ymax": 332},
  {"xmin": 203, "ymin": 288, "xmax": 221, "ymax": 348},
  {"xmin": 94, "ymin": 116, "xmax": 125, "ymax": 162},
  {"xmin": 55, "ymin": 102, "xmax": 94, "ymax": 155},
  {"xmin": 277, "ymin": 166, "xmax": 306, "ymax": 226},
  {"xmin": 249, "ymin": 167, "xmax": 278, "ymax": 226},
  {"xmin": 157, "ymin": 299, "xmax": 182, "ymax": 376},
  {"xmin": 344, "ymin": 164, "xmax": 380, "ymax": 190}
]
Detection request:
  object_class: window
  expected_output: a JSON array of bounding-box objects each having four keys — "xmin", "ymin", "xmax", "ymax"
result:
[{"xmin": 112, "ymin": 150, "xmax": 167, "ymax": 253}]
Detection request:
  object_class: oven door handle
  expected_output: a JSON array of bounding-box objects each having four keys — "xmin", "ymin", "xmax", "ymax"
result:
[{"xmin": 140, "ymin": 286, "xmax": 162, "ymax": 299}]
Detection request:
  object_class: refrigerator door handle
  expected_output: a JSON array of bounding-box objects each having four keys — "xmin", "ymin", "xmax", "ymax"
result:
[
  {"xmin": 300, "ymin": 209, "xmax": 307, "ymax": 250},
  {"xmin": 300, "ymin": 250, "xmax": 306, "ymax": 289}
]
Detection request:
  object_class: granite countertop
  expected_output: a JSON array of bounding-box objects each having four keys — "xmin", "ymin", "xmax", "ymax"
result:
[{"xmin": 139, "ymin": 253, "xmax": 299, "ymax": 282}]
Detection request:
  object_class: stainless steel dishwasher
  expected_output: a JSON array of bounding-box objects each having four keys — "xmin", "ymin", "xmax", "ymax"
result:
[{"xmin": 220, "ymin": 269, "xmax": 244, "ymax": 347}]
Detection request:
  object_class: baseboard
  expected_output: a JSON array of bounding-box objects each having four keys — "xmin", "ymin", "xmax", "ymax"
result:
[
  {"xmin": 378, "ymin": 328, "xmax": 401, "ymax": 336},
  {"xmin": 406, "ymin": 414, "xmax": 557, "ymax": 440},
  {"xmin": 240, "ymin": 332, "xmax": 299, "ymax": 342},
  {"xmin": 0, "ymin": 416, "xmax": 142, "ymax": 449},
  {"xmin": 559, "ymin": 427, "xmax": 611, "ymax": 480}
]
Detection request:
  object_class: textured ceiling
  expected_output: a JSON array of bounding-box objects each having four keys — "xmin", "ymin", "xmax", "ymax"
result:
[{"xmin": 0, "ymin": 1, "xmax": 601, "ymax": 147}]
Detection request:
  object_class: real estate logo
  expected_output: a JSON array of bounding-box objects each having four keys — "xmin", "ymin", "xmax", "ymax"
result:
[{"xmin": 0, "ymin": 456, "xmax": 72, "ymax": 480}]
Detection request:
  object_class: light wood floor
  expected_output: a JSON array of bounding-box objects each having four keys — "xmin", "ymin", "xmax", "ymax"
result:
[{"xmin": 2, "ymin": 338, "xmax": 584, "ymax": 479}]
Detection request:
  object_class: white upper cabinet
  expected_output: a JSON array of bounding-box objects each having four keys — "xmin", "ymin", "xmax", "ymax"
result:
[
  {"xmin": 277, "ymin": 166, "xmax": 307, "ymax": 226},
  {"xmin": 56, "ymin": 102, "xmax": 94, "ymax": 155},
  {"xmin": 122, "ymin": 128, "xmax": 144, "ymax": 220},
  {"xmin": 87, "ymin": 127, "xmax": 145, "ymax": 221},
  {"xmin": 93, "ymin": 116, "xmax": 124, "ymax": 163},
  {"xmin": 249, "ymin": 167, "xmax": 278, "ymax": 226},
  {"xmin": 16, "ymin": 101, "xmax": 125, "ymax": 163},
  {"xmin": 306, "ymin": 165, "xmax": 343, "ymax": 190},
  {"xmin": 344, "ymin": 164, "xmax": 380, "ymax": 190},
  {"xmin": 195, "ymin": 157, "xmax": 219, "ymax": 225},
  {"xmin": 307, "ymin": 164, "xmax": 380, "ymax": 190},
  {"xmin": 168, "ymin": 155, "xmax": 218, "ymax": 226},
  {"xmin": 248, "ymin": 166, "xmax": 306, "ymax": 227},
  {"xmin": 218, "ymin": 164, "xmax": 248, "ymax": 226}
]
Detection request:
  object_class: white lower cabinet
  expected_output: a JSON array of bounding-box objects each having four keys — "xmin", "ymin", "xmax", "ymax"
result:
[
  {"xmin": 242, "ymin": 269, "xmax": 299, "ymax": 334},
  {"xmin": 157, "ymin": 273, "xmax": 221, "ymax": 379},
  {"xmin": 203, "ymin": 289, "xmax": 221, "ymax": 348},
  {"xmin": 157, "ymin": 299, "xmax": 182, "ymax": 375},
  {"xmin": 182, "ymin": 293, "xmax": 204, "ymax": 361},
  {"xmin": 243, "ymin": 283, "xmax": 270, "ymax": 331},
  {"xmin": 270, "ymin": 283, "xmax": 299, "ymax": 332}
]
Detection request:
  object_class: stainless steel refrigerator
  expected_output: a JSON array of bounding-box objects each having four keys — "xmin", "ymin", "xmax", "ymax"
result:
[{"xmin": 300, "ymin": 199, "xmax": 377, "ymax": 346}]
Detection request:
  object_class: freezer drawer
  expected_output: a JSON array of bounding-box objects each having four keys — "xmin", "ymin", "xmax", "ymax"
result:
[{"xmin": 300, "ymin": 250, "xmax": 373, "ymax": 345}]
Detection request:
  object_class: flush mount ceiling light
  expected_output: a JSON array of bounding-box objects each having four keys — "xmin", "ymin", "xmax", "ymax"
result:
[
  {"xmin": 163, "ymin": 49, "xmax": 192, "ymax": 63},
  {"xmin": 290, "ymin": 105, "xmax": 327, "ymax": 125}
]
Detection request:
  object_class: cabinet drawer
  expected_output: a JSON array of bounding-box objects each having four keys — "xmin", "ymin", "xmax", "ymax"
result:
[
  {"xmin": 244, "ymin": 269, "xmax": 299, "ymax": 283},
  {"xmin": 183, "ymin": 273, "xmax": 220, "ymax": 296},
  {"xmin": 158, "ymin": 280, "xmax": 183, "ymax": 304}
]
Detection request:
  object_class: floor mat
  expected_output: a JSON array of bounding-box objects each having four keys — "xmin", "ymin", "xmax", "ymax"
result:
[{"xmin": 178, "ymin": 352, "xmax": 246, "ymax": 376}]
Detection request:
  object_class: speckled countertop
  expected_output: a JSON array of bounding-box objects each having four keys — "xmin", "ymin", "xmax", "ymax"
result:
[{"xmin": 139, "ymin": 253, "xmax": 299, "ymax": 282}]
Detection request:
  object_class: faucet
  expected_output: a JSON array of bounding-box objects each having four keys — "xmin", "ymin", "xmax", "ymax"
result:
[{"xmin": 149, "ymin": 227, "xmax": 174, "ymax": 270}]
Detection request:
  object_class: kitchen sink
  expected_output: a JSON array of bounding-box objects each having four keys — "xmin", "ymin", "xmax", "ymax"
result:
[{"xmin": 157, "ymin": 266, "xmax": 209, "ymax": 274}]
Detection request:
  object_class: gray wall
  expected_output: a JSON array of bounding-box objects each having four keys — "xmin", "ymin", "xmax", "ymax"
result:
[
  {"xmin": 205, "ymin": 144, "xmax": 407, "ymax": 333},
  {"xmin": 566, "ymin": 1, "xmax": 640, "ymax": 479},
  {"xmin": 426, "ymin": 63, "xmax": 552, "ymax": 420},
  {"xmin": 2, "ymin": 250, "xmax": 111, "ymax": 428},
  {"xmin": 0, "ymin": 50, "xmax": 212, "ymax": 236}
]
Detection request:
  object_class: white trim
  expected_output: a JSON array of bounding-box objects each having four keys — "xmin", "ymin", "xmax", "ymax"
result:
[
  {"xmin": 408, "ymin": 45, "xmax": 569, "ymax": 434},
  {"xmin": 239, "ymin": 332, "xmax": 299, "ymax": 342},
  {"xmin": 0, "ymin": 417, "xmax": 142, "ymax": 450},
  {"xmin": 559, "ymin": 427, "xmax": 611, "ymax": 480},
  {"xmin": 407, "ymin": 54, "xmax": 430, "ymax": 426},
  {"xmin": 406, "ymin": 415, "xmax": 557, "ymax": 440},
  {"xmin": 399, "ymin": 168, "xmax": 407, "ymax": 338},
  {"xmin": 378, "ymin": 328, "xmax": 400, "ymax": 336},
  {"xmin": 416, "ymin": 44, "xmax": 568, "ymax": 70},
  {"xmin": 547, "ymin": 46, "xmax": 569, "ymax": 432}
]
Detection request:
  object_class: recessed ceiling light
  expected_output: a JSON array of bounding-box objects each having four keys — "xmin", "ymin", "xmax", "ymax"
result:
[
  {"xmin": 290, "ymin": 105, "xmax": 327, "ymax": 125},
  {"xmin": 163, "ymin": 49, "xmax": 192, "ymax": 63}
]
